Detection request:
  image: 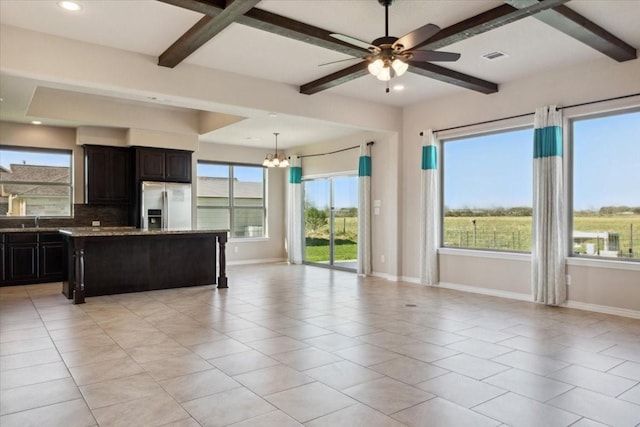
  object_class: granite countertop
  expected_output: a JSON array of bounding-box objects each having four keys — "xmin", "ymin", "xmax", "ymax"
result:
[
  {"xmin": 58, "ymin": 227, "xmax": 229, "ymax": 237},
  {"xmin": 1, "ymin": 226, "xmax": 228, "ymax": 237},
  {"xmin": 1, "ymin": 226, "xmax": 69, "ymax": 233}
]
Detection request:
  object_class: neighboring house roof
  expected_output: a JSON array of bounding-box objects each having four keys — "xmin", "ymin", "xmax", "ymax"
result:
[
  {"xmin": 197, "ymin": 176, "xmax": 262, "ymax": 199},
  {"xmin": 0, "ymin": 164, "xmax": 70, "ymax": 196}
]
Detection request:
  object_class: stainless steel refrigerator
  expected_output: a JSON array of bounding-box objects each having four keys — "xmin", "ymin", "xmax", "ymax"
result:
[{"xmin": 141, "ymin": 181, "xmax": 192, "ymax": 230}]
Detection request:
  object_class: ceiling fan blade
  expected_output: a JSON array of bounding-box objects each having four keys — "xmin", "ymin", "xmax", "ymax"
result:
[
  {"xmin": 331, "ymin": 33, "xmax": 377, "ymax": 51},
  {"xmin": 318, "ymin": 57, "xmax": 362, "ymax": 66},
  {"xmin": 394, "ymin": 23, "xmax": 440, "ymax": 51},
  {"xmin": 408, "ymin": 50, "xmax": 461, "ymax": 62}
]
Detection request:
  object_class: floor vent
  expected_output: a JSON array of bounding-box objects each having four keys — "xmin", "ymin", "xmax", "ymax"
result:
[{"xmin": 405, "ymin": 304, "xmax": 417, "ymax": 307}]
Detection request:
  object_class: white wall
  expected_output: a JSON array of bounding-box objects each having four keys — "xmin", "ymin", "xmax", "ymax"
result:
[{"xmin": 401, "ymin": 57, "xmax": 640, "ymax": 316}]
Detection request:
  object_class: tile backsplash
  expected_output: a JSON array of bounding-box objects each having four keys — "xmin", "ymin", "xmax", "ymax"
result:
[{"xmin": 0, "ymin": 204, "xmax": 130, "ymax": 229}]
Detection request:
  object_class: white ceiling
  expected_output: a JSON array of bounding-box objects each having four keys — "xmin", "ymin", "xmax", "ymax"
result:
[{"xmin": 0, "ymin": 0, "xmax": 638, "ymax": 148}]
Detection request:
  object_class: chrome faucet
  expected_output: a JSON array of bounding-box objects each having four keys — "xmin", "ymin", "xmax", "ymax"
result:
[{"xmin": 34, "ymin": 216, "xmax": 39, "ymax": 228}]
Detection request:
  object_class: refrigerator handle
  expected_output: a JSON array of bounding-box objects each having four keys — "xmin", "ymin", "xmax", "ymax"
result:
[{"xmin": 163, "ymin": 190, "xmax": 168, "ymax": 230}]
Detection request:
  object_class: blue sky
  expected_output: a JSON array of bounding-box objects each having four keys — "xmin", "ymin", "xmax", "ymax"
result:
[
  {"xmin": 444, "ymin": 109, "xmax": 639, "ymax": 211},
  {"xmin": 304, "ymin": 177, "xmax": 358, "ymax": 210},
  {"xmin": 1, "ymin": 150, "xmax": 70, "ymax": 169}
]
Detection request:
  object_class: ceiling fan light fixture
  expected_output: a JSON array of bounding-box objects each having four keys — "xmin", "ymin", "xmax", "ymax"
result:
[
  {"xmin": 391, "ymin": 58, "xmax": 408, "ymax": 76},
  {"xmin": 376, "ymin": 66, "xmax": 392, "ymax": 81},
  {"xmin": 368, "ymin": 59, "xmax": 384, "ymax": 76}
]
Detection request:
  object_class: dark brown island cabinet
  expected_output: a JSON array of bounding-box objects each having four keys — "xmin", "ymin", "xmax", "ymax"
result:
[
  {"xmin": 61, "ymin": 228, "xmax": 228, "ymax": 304},
  {"xmin": 0, "ymin": 231, "xmax": 66, "ymax": 286},
  {"xmin": 84, "ymin": 145, "xmax": 132, "ymax": 205}
]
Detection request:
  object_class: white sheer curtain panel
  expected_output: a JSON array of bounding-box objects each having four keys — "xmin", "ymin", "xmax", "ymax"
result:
[
  {"xmin": 532, "ymin": 105, "xmax": 566, "ymax": 305},
  {"xmin": 287, "ymin": 155, "xmax": 303, "ymax": 264},
  {"xmin": 357, "ymin": 142, "xmax": 372, "ymax": 276},
  {"xmin": 420, "ymin": 130, "xmax": 440, "ymax": 285}
]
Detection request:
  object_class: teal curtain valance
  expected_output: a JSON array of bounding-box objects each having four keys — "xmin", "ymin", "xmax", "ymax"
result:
[
  {"xmin": 289, "ymin": 166, "xmax": 302, "ymax": 184},
  {"xmin": 422, "ymin": 145, "xmax": 437, "ymax": 170},
  {"xmin": 534, "ymin": 126, "xmax": 563, "ymax": 158},
  {"xmin": 359, "ymin": 156, "xmax": 371, "ymax": 177}
]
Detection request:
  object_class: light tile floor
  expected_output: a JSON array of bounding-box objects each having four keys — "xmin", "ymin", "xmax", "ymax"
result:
[{"xmin": 1, "ymin": 263, "xmax": 639, "ymax": 426}]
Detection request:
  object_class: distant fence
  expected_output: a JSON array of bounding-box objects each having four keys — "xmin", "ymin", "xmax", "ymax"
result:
[
  {"xmin": 444, "ymin": 220, "xmax": 638, "ymax": 259},
  {"xmin": 444, "ymin": 228, "xmax": 531, "ymax": 252}
]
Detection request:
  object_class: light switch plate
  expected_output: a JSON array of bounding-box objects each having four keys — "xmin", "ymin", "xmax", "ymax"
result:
[{"xmin": 92, "ymin": 220, "xmax": 100, "ymax": 227}]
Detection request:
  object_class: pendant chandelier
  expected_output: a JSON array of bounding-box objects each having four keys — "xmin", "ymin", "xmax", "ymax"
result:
[{"xmin": 262, "ymin": 132, "xmax": 289, "ymax": 168}]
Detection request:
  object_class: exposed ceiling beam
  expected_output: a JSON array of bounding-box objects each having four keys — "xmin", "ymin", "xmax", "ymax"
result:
[
  {"xmin": 300, "ymin": 62, "xmax": 370, "ymax": 95},
  {"xmin": 159, "ymin": 0, "xmax": 260, "ymax": 68},
  {"xmin": 161, "ymin": 0, "xmax": 635, "ymax": 97},
  {"xmin": 158, "ymin": 0, "xmax": 369, "ymax": 58},
  {"xmin": 506, "ymin": 0, "xmax": 637, "ymax": 62},
  {"xmin": 409, "ymin": 63, "xmax": 498, "ymax": 94},
  {"xmin": 413, "ymin": 0, "xmax": 569, "ymax": 51},
  {"xmin": 160, "ymin": 0, "xmax": 499, "ymax": 95}
]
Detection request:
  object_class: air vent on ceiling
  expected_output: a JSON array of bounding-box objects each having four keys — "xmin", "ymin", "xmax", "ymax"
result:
[{"xmin": 481, "ymin": 51, "xmax": 509, "ymax": 61}]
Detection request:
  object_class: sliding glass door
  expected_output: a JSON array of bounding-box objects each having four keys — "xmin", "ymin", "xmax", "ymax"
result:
[{"xmin": 303, "ymin": 175, "xmax": 358, "ymax": 271}]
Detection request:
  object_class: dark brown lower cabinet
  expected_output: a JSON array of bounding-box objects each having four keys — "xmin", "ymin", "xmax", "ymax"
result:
[
  {"xmin": 1, "ymin": 232, "xmax": 66, "ymax": 286},
  {"xmin": 39, "ymin": 233, "xmax": 66, "ymax": 282}
]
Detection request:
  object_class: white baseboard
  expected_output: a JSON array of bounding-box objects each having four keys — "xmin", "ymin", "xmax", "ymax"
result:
[
  {"xmin": 400, "ymin": 276, "xmax": 421, "ymax": 284},
  {"xmin": 427, "ymin": 281, "xmax": 640, "ymax": 319},
  {"xmin": 438, "ymin": 281, "xmax": 532, "ymax": 302},
  {"xmin": 371, "ymin": 271, "xmax": 400, "ymax": 282},
  {"xmin": 564, "ymin": 300, "xmax": 640, "ymax": 319},
  {"xmin": 227, "ymin": 257, "xmax": 287, "ymax": 266}
]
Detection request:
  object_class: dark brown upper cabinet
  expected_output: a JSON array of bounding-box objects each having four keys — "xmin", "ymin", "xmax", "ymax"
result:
[
  {"xmin": 135, "ymin": 147, "xmax": 192, "ymax": 183},
  {"xmin": 84, "ymin": 145, "xmax": 132, "ymax": 205}
]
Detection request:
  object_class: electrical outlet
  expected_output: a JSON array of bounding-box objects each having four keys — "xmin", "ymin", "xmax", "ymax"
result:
[
  {"xmin": 234, "ymin": 246, "xmax": 239, "ymax": 253},
  {"xmin": 92, "ymin": 220, "xmax": 100, "ymax": 227},
  {"xmin": 566, "ymin": 274, "xmax": 572, "ymax": 285},
  {"xmin": 381, "ymin": 254, "xmax": 385, "ymax": 263}
]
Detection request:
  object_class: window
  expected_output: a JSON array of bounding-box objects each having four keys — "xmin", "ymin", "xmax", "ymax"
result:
[
  {"xmin": 443, "ymin": 127, "xmax": 533, "ymax": 251},
  {"xmin": 0, "ymin": 146, "xmax": 73, "ymax": 217},
  {"xmin": 196, "ymin": 162, "xmax": 266, "ymax": 238},
  {"xmin": 571, "ymin": 108, "xmax": 640, "ymax": 261}
]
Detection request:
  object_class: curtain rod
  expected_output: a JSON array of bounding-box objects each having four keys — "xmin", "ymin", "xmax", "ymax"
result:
[
  {"xmin": 298, "ymin": 141, "xmax": 374, "ymax": 159},
  {"xmin": 429, "ymin": 93, "xmax": 640, "ymax": 134}
]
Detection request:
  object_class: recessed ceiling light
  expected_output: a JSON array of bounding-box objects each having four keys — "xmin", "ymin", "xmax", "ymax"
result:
[
  {"xmin": 268, "ymin": 112, "xmax": 278, "ymax": 117},
  {"xmin": 58, "ymin": 1, "xmax": 82, "ymax": 12},
  {"xmin": 393, "ymin": 84, "xmax": 405, "ymax": 91},
  {"xmin": 31, "ymin": 120, "xmax": 42, "ymax": 125}
]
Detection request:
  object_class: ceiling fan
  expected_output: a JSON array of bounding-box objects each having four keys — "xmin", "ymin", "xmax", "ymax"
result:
[{"xmin": 328, "ymin": 0, "xmax": 460, "ymax": 82}]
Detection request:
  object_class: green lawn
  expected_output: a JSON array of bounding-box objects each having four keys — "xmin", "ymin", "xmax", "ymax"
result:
[{"xmin": 305, "ymin": 237, "xmax": 357, "ymax": 262}]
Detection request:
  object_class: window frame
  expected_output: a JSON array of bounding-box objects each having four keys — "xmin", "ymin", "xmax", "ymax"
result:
[
  {"xmin": 196, "ymin": 161, "xmax": 267, "ymax": 239},
  {"xmin": 566, "ymin": 105, "xmax": 640, "ymax": 264},
  {"xmin": 440, "ymin": 123, "xmax": 534, "ymax": 254},
  {"xmin": 0, "ymin": 145, "xmax": 74, "ymax": 218}
]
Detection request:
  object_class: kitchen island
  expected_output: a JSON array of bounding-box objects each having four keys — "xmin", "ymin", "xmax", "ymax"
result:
[{"xmin": 60, "ymin": 227, "xmax": 228, "ymax": 304}]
